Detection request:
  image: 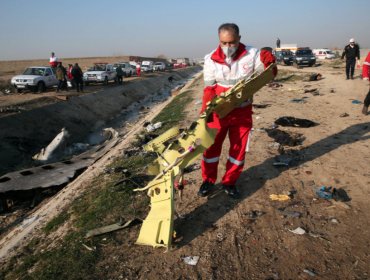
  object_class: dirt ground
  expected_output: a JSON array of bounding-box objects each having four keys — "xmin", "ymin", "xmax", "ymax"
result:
[
  {"xmin": 94, "ymin": 61, "xmax": 369, "ymax": 280},
  {"xmin": 1, "ymin": 59, "xmax": 370, "ymax": 279}
]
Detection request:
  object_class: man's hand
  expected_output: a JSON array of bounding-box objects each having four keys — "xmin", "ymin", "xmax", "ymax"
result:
[
  {"xmin": 200, "ymin": 86, "xmax": 216, "ymax": 114},
  {"xmin": 260, "ymin": 49, "xmax": 277, "ymax": 77}
]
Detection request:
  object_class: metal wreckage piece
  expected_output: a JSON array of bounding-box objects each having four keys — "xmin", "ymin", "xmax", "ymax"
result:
[{"xmin": 134, "ymin": 64, "xmax": 276, "ymax": 249}]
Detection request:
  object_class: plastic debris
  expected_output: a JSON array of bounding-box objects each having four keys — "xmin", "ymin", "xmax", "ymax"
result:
[
  {"xmin": 316, "ymin": 186, "xmax": 333, "ymax": 200},
  {"xmin": 303, "ymin": 268, "xmax": 317, "ymax": 277},
  {"xmin": 289, "ymin": 227, "xmax": 306, "ymax": 235},
  {"xmin": 339, "ymin": 113, "xmax": 349, "ymax": 117},
  {"xmin": 351, "ymin": 100, "xmax": 362, "ymax": 104},
  {"xmin": 269, "ymin": 194, "xmax": 291, "ymax": 201},
  {"xmin": 145, "ymin": 122, "xmax": 162, "ymax": 132},
  {"xmin": 182, "ymin": 256, "xmax": 200, "ymax": 266}
]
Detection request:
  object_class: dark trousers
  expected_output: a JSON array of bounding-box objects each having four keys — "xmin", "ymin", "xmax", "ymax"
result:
[
  {"xmin": 364, "ymin": 89, "xmax": 370, "ymax": 108},
  {"xmin": 57, "ymin": 80, "xmax": 67, "ymax": 91},
  {"xmin": 117, "ymin": 75, "xmax": 123, "ymax": 84},
  {"xmin": 73, "ymin": 78, "xmax": 83, "ymax": 92},
  {"xmin": 345, "ymin": 59, "xmax": 356, "ymax": 78}
]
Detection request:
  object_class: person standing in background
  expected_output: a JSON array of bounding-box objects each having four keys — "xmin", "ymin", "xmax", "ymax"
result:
[
  {"xmin": 49, "ymin": 52, "xmax": 58, "ymax": 68},
  {"xmin": 341, "ymin": 38, "xmax": 360, "ymax": 80}
]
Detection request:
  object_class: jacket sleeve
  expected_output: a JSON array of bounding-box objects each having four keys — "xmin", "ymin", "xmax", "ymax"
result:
[
  {"xmin": 363, "ymin": 52, "xmax": 370, "ymax": 80},
  {"xmin": 341, "ymin": 47, "xmax": 346, "ymax": 59},
  {"xmin": 201, "ymin": 56, "xmax": 217, "ymax": 113}
]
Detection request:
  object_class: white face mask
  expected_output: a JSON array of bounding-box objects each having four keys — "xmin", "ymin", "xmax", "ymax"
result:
[{"xmin": 221, "ymin": 46, "xmax": 238, "ymax": 58}]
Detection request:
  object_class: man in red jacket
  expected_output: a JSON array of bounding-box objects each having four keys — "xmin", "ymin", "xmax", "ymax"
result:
[
  {"xmin": 199, "ymin": 23, "xmax": 276, "ymax": 199},
  {"xmin": 362, "ymin": 52, "xmax": 370, "ymax": 115}
]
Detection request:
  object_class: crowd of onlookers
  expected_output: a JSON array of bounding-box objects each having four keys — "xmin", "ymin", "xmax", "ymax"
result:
[{"xmin": 50, "ymin": 52, "xmax": 84, "ymax": 92}]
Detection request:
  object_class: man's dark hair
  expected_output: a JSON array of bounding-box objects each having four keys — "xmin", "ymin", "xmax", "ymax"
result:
[{"xmin": 218, "ymin": 23, "xmax": 239, "ymax": 36}]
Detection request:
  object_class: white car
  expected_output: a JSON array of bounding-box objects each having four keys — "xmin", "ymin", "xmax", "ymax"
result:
[
  {"xmin": 313, "ymin": 49, "xmax": 336, "ymax": 59},
  {"xmin": 141, "ymin": 60, "xmax": 154, "ymax": 72},
  {"xmin": 83, "ymin": 63, "xmax": 117, "ymax": 85},
  {"xmin": 11, "ymin": 66, "xmax": 58, "ymax": 93},
  {"xmin": 153, "ymin": 62, "xmax": 166, "ymax": 71}
]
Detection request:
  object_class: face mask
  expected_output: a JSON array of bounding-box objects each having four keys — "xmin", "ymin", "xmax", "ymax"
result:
[{"xmin": 221, "ymin": 45, "xmax": 238, "ymax": 58}]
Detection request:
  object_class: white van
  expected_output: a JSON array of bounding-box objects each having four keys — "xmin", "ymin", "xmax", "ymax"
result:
[
  {"xmin": 313, "ymin": 49, "xmax": 336, "ymax": 59},
  {"xmin": 141, "ymin": 61, "xmax": 154, "ymax": 72}
]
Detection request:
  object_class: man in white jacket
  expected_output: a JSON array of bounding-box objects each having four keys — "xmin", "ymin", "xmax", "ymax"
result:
[{"xmin": 199, "ymin": 23, "xmax": 276, "ymax": 199}]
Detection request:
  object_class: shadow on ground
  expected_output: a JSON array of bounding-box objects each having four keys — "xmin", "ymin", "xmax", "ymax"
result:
[{"xmin": 176, "ymin": 122, "xmax": 370, "ymax": 246}]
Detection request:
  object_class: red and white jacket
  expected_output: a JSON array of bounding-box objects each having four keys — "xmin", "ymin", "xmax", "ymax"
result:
[
  {"xmin": 362, "ymin": 52, "xmax": 370, "ymax": 80},
  {"xmin": 201, "ymin": 43, "xmax": 276, "ymax": 113},
  {"xmin": 49, "ymin": 56, "xmax": 58, "ymax": 68}
]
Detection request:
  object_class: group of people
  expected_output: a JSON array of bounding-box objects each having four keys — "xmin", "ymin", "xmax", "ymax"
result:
[{"xmin": 49, "ymin": 52, "xmax": 84, "ymax": 92}]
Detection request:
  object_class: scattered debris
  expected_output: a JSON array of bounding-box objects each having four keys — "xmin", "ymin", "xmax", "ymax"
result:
[
  {"xmin": 195, "ymin": 99, "xmax": 202, "ymax": 105},
  {"xmin": 275, "ymin": 116, "xmax": 318, "ymax": 128},
  {"xmin": 269, "ymin": 194, "xmax": 291, "ymax": 201},
  {"xmin": 266, "ymin": 128, "xmax": 305, "ymax": 146},
  {"xmin": 85, "ymin": 218, "xmax": 142, "ymax": 238},
  {"xmin": 273, "ymin": 155, "xmax": 293, "ymax": 167},
  {"xmin": 330, "ymin": 89, "xmax": 335, "ymax": 93},
  {"xmin": 268, "ymin": 82, "xmax": 283, "ymax": 88},
  {"xmin": 82, "ymin": 243, "xmax": 96, "ymax": 251},
  {"xmin": 307, "ymin": 73, "xmax": 322, "ymax": 81},
  {"xmin": 290, "ymin": 98, "xmax": 307, "ymax": 104},
  {"xmin": 316, "ymin": 186, "xmax": 351, "ymax": 202},
  {"xmin": 145, "ymin": 122, "xmax": 162, "ymax": 132},
  {"xmin": 246, "ymin": 210, "xmax": 265, "ymax": 220},
  {"xmin": 351, "ymin": 100, "xmax": 362, "ymax": 105},
  {"xmin": 33, "ymin": 128, "xmax": 70, "ymax": 161},
  {"xmin": 339, "ymin": 113, "xmax": 349, "ymax": 117},
  {"xmin": 279, "ymin": 209, "xmax": 302, "ymax": 218},
  {"xmin": 289, "ymin": 227, "xmax": 306, "ymax": 235},
  {"xmin": 184, "ymin": 163, "xmax": 201, "ymax": 173},
  {"xmin": 316, "ymin": 186, "xmax": 333, "ymax": 200},
  {"xmin": 216, "ymin": 232, "xmax": 225, "ymax": 242},
  {"xmin": 253, "ymin": 103, "xmax": 271, "ymax": 109},
  {"xmin": 182, "ymin": 256, "xmax": 200, "ymax": 266},
  {"xmin": 303, "ymin": 268, "xmax": 317, "ymax": 277},
  {"xmin": 0, "ymin": 106, "xmax": 26, "ymax": 113},
  {"xmin": 304, "ymin": 88, "xmax": 318, "ymax": 94},
  {"xmin": 330, "ymin": 218, "xmax": 339, "ymax": 224}
]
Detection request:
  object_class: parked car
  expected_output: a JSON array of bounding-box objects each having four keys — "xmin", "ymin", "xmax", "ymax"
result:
[
  {"xmin": 273, "ymin": 49, "xmax": 294, "ymax": 65},
  {"xmin": 153, "ymin": 62, "xmax": 166, "ymax": 71},
  {"xmin": 11, "ymin": 66, "xmax": 58, "ymax": 93},
  {"xmin": 141, "ymin": 61, "xmax": 154, "ymax": 72},
  {"xmin": 312, "ymin": 49, "xmax": 336, "ymax": 60},
  {"xmin": 83, "ymin": 63, "xmax": 117, "ymax": 85},
  {"xmin": 293, "ymin": 49, "xmax": 316, "ymax": 67},
  {"xmin": 113, "ymin": 62, "xmax": 133, "ymax": 77}
]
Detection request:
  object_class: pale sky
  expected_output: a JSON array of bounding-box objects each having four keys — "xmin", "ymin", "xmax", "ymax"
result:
[{"xmin": 0, "ymin": 0, "xmax": 369, "ymax": 61}]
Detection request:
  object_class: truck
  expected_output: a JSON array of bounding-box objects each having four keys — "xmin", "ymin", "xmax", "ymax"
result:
[
  {"xmin": 83, "ymin": 63, "xmax": 117, "ymax": 85},
  {"xmin": 11, "ymin": 66, "xmax": 59, "ymax": 93}
]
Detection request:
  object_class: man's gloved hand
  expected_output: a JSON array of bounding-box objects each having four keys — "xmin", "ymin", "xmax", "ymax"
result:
[
  {"xmin": 200, "ymin": 86, "xmax": 216, "ymax": 114},
  {"xmin": 260, "ymin": 48, "xmax": 277, "ymax": 77}
]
